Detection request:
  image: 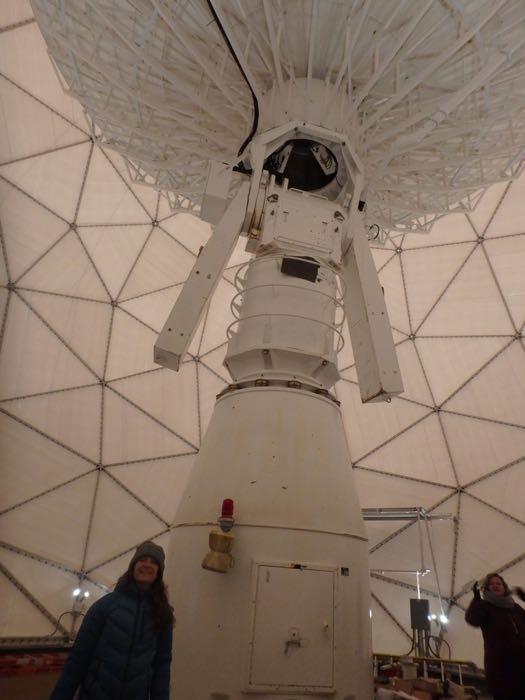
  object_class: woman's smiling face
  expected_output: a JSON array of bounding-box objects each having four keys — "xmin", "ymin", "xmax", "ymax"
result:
[
  {"xmin": 488, "ymin": 575, "xmax": 505, "ymax": 596},
  {"xmin": 133, "ymin": 556, "xmax": 159, "ymax": 586}
]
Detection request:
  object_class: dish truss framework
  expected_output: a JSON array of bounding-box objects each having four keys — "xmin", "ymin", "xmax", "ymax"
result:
[
  {"xmin": 31, "ymin": 0, "xmax": 525, "ymax": 237},
  {"xmin": 0, "ymin": 2, "xmax": 525, "ymax": 668}
]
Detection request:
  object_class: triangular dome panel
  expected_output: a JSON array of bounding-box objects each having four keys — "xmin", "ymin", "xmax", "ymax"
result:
[
  {"xmin": 83, "ymin": 472, "xmax": 165, "ymax": 570},
  {"xmin": 419, "ymin": 245, "xmax": 515, "ymax": 335},
  {"xmin": 394, "ymin": 340, "xmax": 434, "ymax": 406},
  {"xmin": 78, "ymin": 225, "xmax": 152, "ymax": 301},
  {"xmin": 444, "ymin": 341, "xmax": 525, "ymax": 426},
  {"xmin": 119, "ymin": 227, "xmax": 195, "ymax": 300},
  {"xmin": 102, "ymin": 387, "xmax": 196, "ymax": 464},
  {"xmin": 19, "ymin": 290, "xmax": 112, "ymax": 378},
  {"xmin": 0, "ymin": 293, "xmax": 96, "ymax": 398},
  {"xmin": 453, "ymin": 494, "xmax": 525, "ymax": 597},
  {"xmin": 0, "ymin": 547, "xmax": 81, "ymax": 622},
  {"xmin": 77, "ymin": 146, "xmax": 152, "ymax": 225},
  {"xmin": 0, "ymin": 566, "xmax": 56, "ymax": 637},
  {"xmin": 4, "ymin": 385, "xmax": 101, "ymax": 462},
  {"xmin": 20, "ymin": 229, "xmax": 110, "ymax": 300},
  {"xmin": 337, "ymin": 379, "xmax": 431, "ymax": 463},
  {"xmin": 107, "ymin": 455, "xmax": 195, "ymax": 524},
  {"xmin": 467, "ymin": 461, "xmax": 525, "ymax": 524},
  {"xmin": 109, "ymin": 364, "xmax": 200, "ymax": 448},
  {"xmin": 484, "ymin": 235, "xmax": 525, "ymax": 330},
  {"xmin": 160, "ymin": 213, "xmax": 210, "ymax": 256},
  {"xmin": 0, "ymin": 22, "xmax": 88, "ymax": 131},
  {"xmin": 402, "ymin": 242, "xmax": 475, "ymax": 331},
  {"xmin": 0, "ymin": 177, "xmax": 68, "ymax": 280},
  {"xmin": 119, "ymin": 285, "xmax": 183, "ymax": 332},
  {"xmin": 415, "ymin": 336, "xmax": 511, "ymax": 406},
  {"xmin": 104, "ymin": 308, "xmax": 159, "ymax": 381},
  {"xmin": 0, "ymin": 472, "xmax": 97, "ymax": 570},
  {"xmin": 0, "ymin": 413, "xmax": 91, "ymax": 513},
  {"xmin": 0, "ymin": 142, "xmax": 92, "ymax": 221},
  {"xmin": 355, "ymin": 413, "xmax": 457, "ymax": 486},
  {"xmin": 440, "ymin": 412, "xmax": 525, "ymax": 485},
  {"xmin": 0, "ymin": 73, "xmax": 87, "ymax": 164},
  {"xmin": 0, "ymin": 1, "xmax": 33, "ymax": 27},
  {"xmin": 355, "ymin": 468, "xmax": 454, "ymax": 512}
]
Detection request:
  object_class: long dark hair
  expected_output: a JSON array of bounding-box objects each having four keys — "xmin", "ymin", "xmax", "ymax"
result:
[{"xmin": 115, "ymin": 569, "xmax": 175, "ymax": 632}]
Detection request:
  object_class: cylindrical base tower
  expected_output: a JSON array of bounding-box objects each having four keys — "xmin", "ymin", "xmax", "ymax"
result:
[{"xmin": 168, "ymin": 385, "xmax": 372, "ymax": 699}]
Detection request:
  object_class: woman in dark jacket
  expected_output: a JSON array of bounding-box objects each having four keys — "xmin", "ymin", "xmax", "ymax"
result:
[
  {"xmin": 49, "ymin": 541, "xmax": 174, "ymax": 700},
  {"xmin": 465, "ymin": 572, "xmax": 525, "ymax": 700}
]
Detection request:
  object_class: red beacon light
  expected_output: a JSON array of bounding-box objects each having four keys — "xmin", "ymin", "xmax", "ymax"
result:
[{"xmin": 218, "ymin": 498, "xmax": 235, "ymax": 531}]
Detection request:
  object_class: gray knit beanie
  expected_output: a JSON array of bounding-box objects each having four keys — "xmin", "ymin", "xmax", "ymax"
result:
[{"xmin": 129, "ymin": 541, "xmax": 165, "ymax": 576}]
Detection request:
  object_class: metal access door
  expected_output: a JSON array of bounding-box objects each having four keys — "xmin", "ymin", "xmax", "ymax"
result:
[{"xmin": 248, "ymin": 563, "xmax": 335, "ymax": 692}]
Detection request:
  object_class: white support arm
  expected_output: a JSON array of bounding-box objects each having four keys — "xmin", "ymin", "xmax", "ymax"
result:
[
  {"xmin": 342, "ymin": 208, "xmax": 403, "ymax": 403},
  {"xmin": 154, "ymin": 182, "xmax": 250, "ymax": 371}
]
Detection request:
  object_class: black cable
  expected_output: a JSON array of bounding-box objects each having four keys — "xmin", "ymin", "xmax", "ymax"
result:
[
  {"xmin": 47, "ymin": 610, "xmax": 84, "ymax": 639},
  {"xmin": 206, "ymin": 1, "xmax": 259, "ymax": 158}
]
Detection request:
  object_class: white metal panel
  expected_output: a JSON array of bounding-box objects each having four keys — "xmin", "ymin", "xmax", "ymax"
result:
[
  {"xmin": 342, "ymin": 210, "xmax": 403, "ymax": 402},
  {"xmin": 249, "ymin": 564, "xmax": 335, "ymax": 689},
  {"xmin": 155, "ymin": 182, "xmax": 249, "ymax": 371}
]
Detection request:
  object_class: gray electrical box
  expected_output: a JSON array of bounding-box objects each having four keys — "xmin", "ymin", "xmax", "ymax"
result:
[{"xmin": 410, "ymin": 598, "xmax": 430, "ymax": 631}]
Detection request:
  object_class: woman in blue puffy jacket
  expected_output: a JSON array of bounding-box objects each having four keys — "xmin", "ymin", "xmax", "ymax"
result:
[{"xmin": 49, "ymin": 541, "xmax": 174, "ymax": 700}]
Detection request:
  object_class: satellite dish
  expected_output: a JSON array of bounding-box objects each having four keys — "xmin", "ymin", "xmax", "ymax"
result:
[
  {"xmin": 32, "ymin": 2, "xmax": 525, "ymax": 699},
  {"xmin": 32, "ymin": 1, "xmax": 525, "ymax": 233}
]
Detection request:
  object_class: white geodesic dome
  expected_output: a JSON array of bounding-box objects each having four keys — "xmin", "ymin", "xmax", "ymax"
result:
[{"xmin": 1, "ymin": 2, "xmax": 525, "ymax": 668}]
